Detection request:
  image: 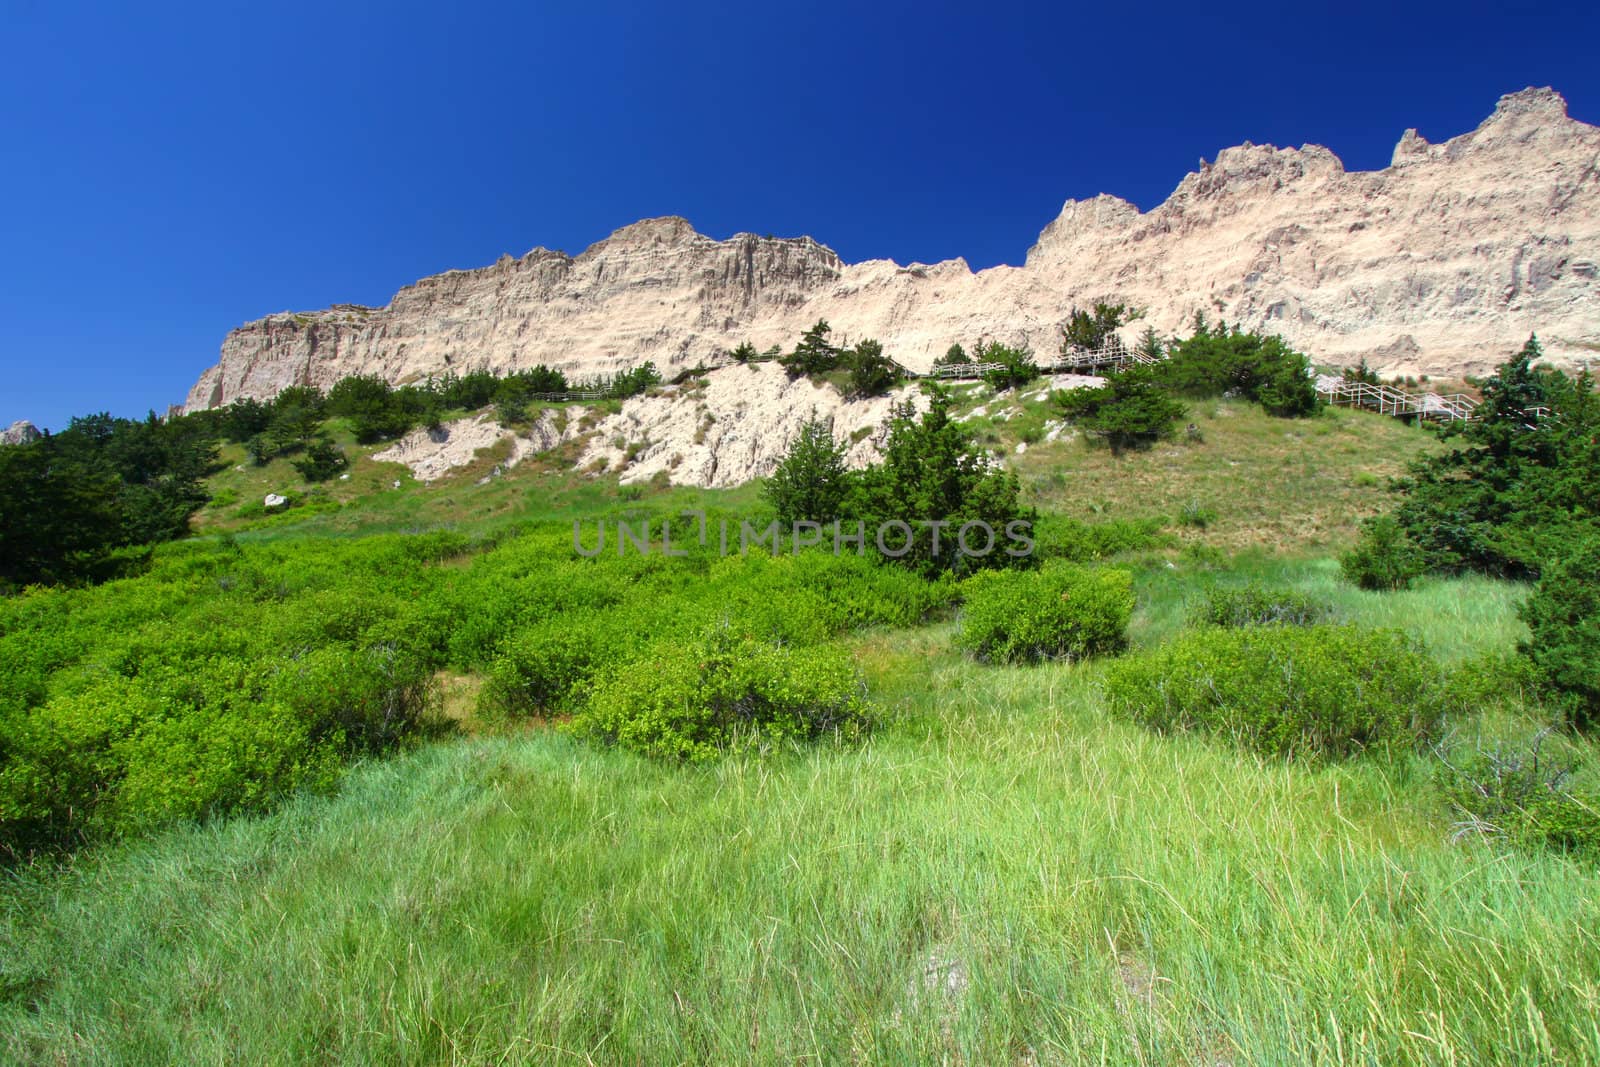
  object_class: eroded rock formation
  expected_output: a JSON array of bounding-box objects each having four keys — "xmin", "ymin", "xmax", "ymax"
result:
[{"xmin": 187, "ymin": 87, "xmax": 1599, "ymax": 414}]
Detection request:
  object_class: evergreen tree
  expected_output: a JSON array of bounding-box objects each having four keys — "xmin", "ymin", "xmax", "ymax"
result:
[
  {"xmin": 1135, "ymin": 327, "xmax": 1165, "ymax": 363},
  {"xmin": 1061, "ymin": 302, "xmax": 1134, "ymax": 351},
  {"xmin": 853, "ymin": 388, "xmax": 1032, "ymax": 575},
  {"xmin": 976, "ymin": 341, "xmax": 1039, "ymax": 391},
  {"xmin": 0, "ymin": 437, "xmax": 126, "ymax": 587},
  {"xmin": 1520, "ymin": 535, "xmax": 1600, "ymax": 727},
  {"xmin": 1053, "ymin": 364, "xmax": 1187, "ymax": 454},
  {"xmin": 1162, "ymin": 327, "xmax": 1319, "ymax": 416},
  {"xmin": 292, "ymin": 438, "xmax": 350, "ymax": 482},
  {"xmin": 780, "ymin": 320, "xmax": 842, "ymax": 379},
  {"xmin": 327, "ymin": 374, "xmax": 411, "ymax": 442},
  {"xmin": 1342, "ymin": 357, "xmax": 1381, "ymax": 386},
  {"xmin": 1394, "ymin": 336, "xmax": 1597, "ymax": 577},
  {"xmin": 845, "ymin": 338, "xmax": 900, "ymax": 397},
  {"xmin": 764, "ymin": 417, "xmax": 853, "ymax": 525}
]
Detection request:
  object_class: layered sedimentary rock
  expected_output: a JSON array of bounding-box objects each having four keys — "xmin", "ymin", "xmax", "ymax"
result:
[{"xmin": 187, "ymin": 88, "xmax": 1600, "ymax": 412}]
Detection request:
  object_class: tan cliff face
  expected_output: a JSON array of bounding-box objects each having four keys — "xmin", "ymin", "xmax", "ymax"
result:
[{"xmin": 186, "ymin": 88, "xmax": 1600, "ymax": 414}]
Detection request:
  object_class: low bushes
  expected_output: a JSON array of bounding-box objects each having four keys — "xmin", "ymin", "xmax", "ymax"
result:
[
  {"xmin": 0, "ymin": 534, "xmax": 457, "ymax": 856},
  {"xmin": 1341, "ymin": 514, "xmax": 1427, "ymax": 591},
  {"xmin": 1435, "ymin": 728, "xmax": 1600, "ymax": 859},
  {"xmin": 570, "ymin": 628, "xmax": 872, "ymax": 761},
  {"xmin": 1033, "ymin": 515, "xmax": 1167, "ymax": 562},
  {"xmin": 479, "ymin": 609, "xmax": 641, "ymax": 720},
  {"xmin": 1189, "ymin": 582, "xmax": 1331, "ymax": 628},
  {"xmin": 1106, "ymin": 624, "xmax": 1444, "ymax": 758},
  {"xmin": 475, "ymin": 551, "xmax": 954, "ymax": 722},
  {"xmin": 0, "ymin": 644, "xmax": 436, "ymax": 851},
  {"xmin": 956, "ymin": 563, "xmax": 1133, "ymax": 664}
]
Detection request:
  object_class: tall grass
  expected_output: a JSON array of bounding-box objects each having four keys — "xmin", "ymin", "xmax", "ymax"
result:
[
  {"xmin": 4, "ymin": 604, "xmax": 1597, "ymax": 1064},
  {"xmin": 3, "ymin": 387, "xmax": 1592, "ymax": 1063},
  {"xmin": 1132, "ymin": 554, "xmax": 1528, "ymax": 661}
]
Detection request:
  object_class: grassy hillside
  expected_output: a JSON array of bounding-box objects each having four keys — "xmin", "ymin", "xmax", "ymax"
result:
[
  {"xmin": 964, "ymin": 389, "xmax": 1441, "ymax": 553},
  {"xmin": 7, "ymin": 570, "xmax": 1597, "ymax": 1064},
  {"xmin": 189, "ymin": 393, "xmax": 1435, "ymax": 551},
  {"xmin": 4, "ymin": 390, "xmax": 1597, "ymax": 1065}
]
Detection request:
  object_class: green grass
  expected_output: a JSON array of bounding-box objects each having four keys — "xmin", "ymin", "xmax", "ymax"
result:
[
  {"xmin": 1009, "ymin": 399, "xmax": 1441, "ymax": 554},
  {"xmin": 5, "ymin": 384, "xmax": 1597, "ymax": 1063},
  {"xmin": 200, "ymin": 434, "xmax": 766, "ymax": 547},
  {"xmin": 1129, "ymin": 554, "xmax": 1529, "ymax": 660},
  {"xmin": 4, "ymin": 572, "xmax": 1597, "ymax": 1063}
]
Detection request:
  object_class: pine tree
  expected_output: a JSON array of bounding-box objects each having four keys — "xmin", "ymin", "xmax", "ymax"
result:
[
  {"xmin": 1061, "ymin": 302, "xmax": 1132, "ymax": 352},
  {"xmin": 854, "ymin": 388, "xmax": 1032, "ymax": 574},
  {"xmin": 764, "ymin": 416, "xmax": 852, "ymax": 524},
  {"xmin": 1135, "ymin": 327, "xmax": 1165, "ymax": 362},
  {"xmin": 845, "ymin": 339, "xmax": 899, "ymax": 397},
  {"xmin": 1053, "ymin": 364, "xmax": 1187, "ymax": 454},
  {"xmin": 780, "ymin": 320, "xmax": 842, "ymax": 379}
]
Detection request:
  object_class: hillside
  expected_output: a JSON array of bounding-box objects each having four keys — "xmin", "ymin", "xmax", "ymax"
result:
[
  {"xmin": 10, "ymin": 326, "xmax": 1600, "ymax": 1065},
  {"xmin": 182, "ymin": 383, "xmax": 1437, "ymax": 550},
  {"xmin": 186, "ymin": 88, "xmax": 1600, "ymax": 412}
]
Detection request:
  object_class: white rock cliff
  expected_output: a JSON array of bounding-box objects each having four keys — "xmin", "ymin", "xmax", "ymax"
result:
[{"xmin": 186, "ymin": 88, "xmax": 1599, "ymax": 413}]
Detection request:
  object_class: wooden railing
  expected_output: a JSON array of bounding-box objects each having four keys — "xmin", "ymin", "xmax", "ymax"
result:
[
  {"xmin": 625, "ymin": 340, "xmax": 1527, "ymax": 428},
  {"xmin": 1314, "ymin": 377, "xmax": 1484, "ymax": 423}
]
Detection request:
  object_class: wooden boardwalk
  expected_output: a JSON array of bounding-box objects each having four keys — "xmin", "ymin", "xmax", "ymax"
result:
[
  {"xmin": 1313, "ymin": 377, "xmax": 1481, "ymax": 423},
  {"xmin": 906, "ymin": 336, "xmax": 1157, "ymax": 381},
  {"xmin": 525, "ymin": 339, "xmax": 1509, "ymax": 427}
]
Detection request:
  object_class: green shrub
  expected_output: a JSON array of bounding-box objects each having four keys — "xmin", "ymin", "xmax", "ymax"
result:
[
  {"xmin": 1162, "ymin": 327, "xmax": 1319, "ymax": 417},
  {"xmin": 1341, "ymin": 514, "xmax": 1427, "ymax": 591},
  {"xmin": 1059, "ymin": 302, "xmax": 1134, "ymax": 351},
  {"xmin": 1189, "ymin": 583, "xmax": 1331, "ymax": 628},
  {"xmin": 956, "ymin": 563, "xmax": 1133, "ymax": 664},
  {"xmin": 764, "ymin": 416, "xmax": 851, "ymax": 525},
  {"xmin": 480, "ymin": 612, "xmax": 613, "ymax": 719},
  {"xmin": 1052, "ymin": 363, "xmax": 1187, "ymax": 453},
  {"xmin": 570, "ymin": 627, "xmax": 872, "ymax": 761},
  {"xmin": 1519, "ymin": 537, "xmax": 1600, "ymax": 728},
  {"xmin": 706, "ymin": 551, "xmax": 953, "ymax": 639},
  {"xmin": 1434, "ymin": 728, "xmax": 1600, "ymax": 858},
  {"xmin": 976, "ymin": 341, "xmax": 1039, "ymax": 391},
  {"xmin": 1389, "ymin": 340, "xmax": 1600, "ymax": 579},
  {"xmin": 0, "ymin": 643, "xmax": 434, "ymax": 853},
  {"xmin": 1106, "ymin": 625, "xmax": 1444, "ymax": 758},
  {"xmin": 292, "ymin": 437, "xmax": 349, "ymax": 482},
  {"xmin": 852, "ymin": 388, "xmax": 1034, "ymax": 576},
  {"xmin": 844, "ymin": 338, "xmax": 901, "ymax": 398},
  {"xmin": 267, "ymin": 643, "xmax": 438, "ymax": 755},
  {"xmin": 0, "ymin": 534, "xmax": 455, "ymax": 855},
  {"xmin": 1033, "ymin": 516, "xmax": 1167, "ymax": 562},
  {"xmin": 1178, "ymin": 500, "xmax": 1216, "ymax": 529},
  {"xmin": 110, "ymin": 697, "xmax": 342, "ymax": 834},
  {"xmin": 1445, "ymin": 651, "xmax": 1545, "ymax": 717}
]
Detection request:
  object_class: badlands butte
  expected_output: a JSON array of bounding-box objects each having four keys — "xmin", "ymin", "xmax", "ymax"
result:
[{"xmin": 180, "ymin": 89, "xmax": 1599, "ymax": 485}]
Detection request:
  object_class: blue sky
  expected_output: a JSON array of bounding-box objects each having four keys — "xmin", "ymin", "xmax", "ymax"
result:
[{"xmin": 2, "ymin": 0, "xmax": 1596, "ymax": 430}]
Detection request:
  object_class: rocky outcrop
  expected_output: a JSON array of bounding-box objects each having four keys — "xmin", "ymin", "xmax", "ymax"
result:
[
  {"xmin": 2, "ymin": 420, "xmax": 42, "ymax": 446},
  {"xmin": 186, "ymin": 88, "xmax": 1600, "ymax": 412},
  {"xmin": 370, "ymin": 365, "xmax": 926, "ymax": 488}
]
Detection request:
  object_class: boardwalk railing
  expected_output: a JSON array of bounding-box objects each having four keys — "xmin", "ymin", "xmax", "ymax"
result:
[
  {"xmin": 634, "ymin": 339, "xmax": 1513, "ymax": 427},
  {"xmin": 525, "ymin": 389, "xmax": 607, "ymax": 402},
  {"xmin": 914, "ymin": 337, "xmax": 1156, "ymax": 381},
  {"xmin": 1314, "ymin": 377, "xmax": 1483, "ymax": 423}
]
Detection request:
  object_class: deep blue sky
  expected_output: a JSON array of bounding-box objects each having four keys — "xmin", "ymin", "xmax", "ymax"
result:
[{"xmin": 3, "ymin": 1, "xmax": 1596, "ymax": 430}]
